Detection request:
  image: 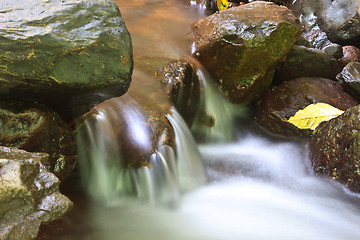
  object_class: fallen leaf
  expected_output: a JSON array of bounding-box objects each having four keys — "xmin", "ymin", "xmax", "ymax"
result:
[{"xmin": 285, "ymin": 103, "xmax": 344, "ymax": 130}]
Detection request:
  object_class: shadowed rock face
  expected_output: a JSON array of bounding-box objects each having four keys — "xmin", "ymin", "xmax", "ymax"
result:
[
  {"xmin": 192, "ymin": 1, "xmax": 302, "ymax": 104},
  {"xmin": 0, "ymin": 0, "xmax": 133, "ymax": 119},
  {"xmin": 257, "ymin": 77, "xmax": 358, "ymax": 138},
  {"xmin": 0, "ymin": 101, "xmax": 77, "ymax": 182},
  {"xmin": 337, "ymin": 62, "xmax": 360, "ymax": 100},
  {"xmin": 0, "ymin": 146, "xmax": 73, "ymax": 240},
  {"xmin": 309, "ymin": 105, "xmax": 360, "ymax": 193}
]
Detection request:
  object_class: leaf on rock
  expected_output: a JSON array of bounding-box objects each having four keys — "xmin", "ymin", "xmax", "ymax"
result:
[{"xmin": 285, "ymin": 103, "xmax": 344, "ymax": 130}]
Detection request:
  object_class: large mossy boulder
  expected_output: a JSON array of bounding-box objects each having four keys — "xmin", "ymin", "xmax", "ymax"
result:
[
  {"xmin": 309, "ymin": 105, "xmax": 360, "ymax": 193},
  {"xmin": 0, "ymin": 146, "xmax": 73, "ymax": 240},
  {"xmin": 0, "ymin": 101, "xmax": 77, "ymax": 182},
  {"xmin": 289, "ymin": 0, "xmax": 360, "ymax": 46},
  {"xmin": 257, "ymin": 77, "xmax": 358, "ymax": 138},
  {"xmin": 192, "ymin": 1, "xmax": 302, "ymax": 104},
  {"xmin": 0, "ymin": 0, "xmax": 133, "ymax": 119}
]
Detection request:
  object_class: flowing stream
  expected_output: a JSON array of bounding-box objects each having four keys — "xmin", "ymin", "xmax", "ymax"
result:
[{"xmin": 39, "ymin": 1, "xmax": 360, "ymax": 239}]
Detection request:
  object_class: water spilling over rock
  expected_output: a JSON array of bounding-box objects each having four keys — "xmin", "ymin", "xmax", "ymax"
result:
[{"xmin": 76, "ymin": 71, "xmax": 206, "ymax": 205}]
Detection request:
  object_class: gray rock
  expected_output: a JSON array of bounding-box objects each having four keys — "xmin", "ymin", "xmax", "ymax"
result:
[
  {"xmin": 192, "ymin": 1, "xmax": 302, "ymax": 104},
  {"xmin": 336, "ymin": 61, "xmax": 360, "ymax": 100},
  {"xmin": 289, "ymin": 0, "xmax": 360, "ymax": 46},
  {"xmin": 0, "ymin": 146, "xmax": 73, "ymax": 240},
  {"xmin": 275, "ymin": 45, "xmax": 341, "ymax": 83},
  {"xmin": 309, "ymin": 105, "xmax": 360, "ymax": 193},
  {"xmin": 0, "ymin": 0, "xmax": 133, "ymax": 119}
]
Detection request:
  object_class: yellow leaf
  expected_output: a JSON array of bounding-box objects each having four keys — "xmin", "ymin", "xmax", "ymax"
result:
[
  {"xmin": 217, "ymin": 0, "xmax": 229, "ymax": 11},
  {"xmin": 285, "ymin": 103, "xmax": 344, "ymax": 130}
]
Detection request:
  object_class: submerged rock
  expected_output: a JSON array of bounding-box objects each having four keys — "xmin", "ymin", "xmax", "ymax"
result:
[
  {"xmin": 0, "ymin": 146, "xmax": 73, "ymax": 240},
  {"xmin": 78, "ymin": 71, "xmax": 175, "ymax": 169},
  {"xmin": 275, "ymin": 45, "xmax": 341, "ymax": 83},
  {"xmin": 0, "ymin": 0, "xmax": 133, "ymax": 119},
  {"xmin": 192, "ymin": 1, "xmax": 302, "ymax": 104},
  {"xmin": 257, "ymin": 77, "xmax": 358, "ymax": 138},
  {"xmin": 289, "ymin": 0, "xmax": 360, "ymax": 46},
  {"xmin": 0, "ymin": 101, "xmax": 77, "ymax": 182},
  {"xmin": 156, "ymin": 59, "xmax": 201, "ymax": 127},
  {"xmin": 336, "ymin": 62, "xmax": 360, "ymax": 100},
  {"xmin": 309, "ymin": 105, "xmax": 360, "ymax": 193}
]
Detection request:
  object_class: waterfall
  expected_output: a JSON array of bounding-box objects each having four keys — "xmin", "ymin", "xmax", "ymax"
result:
[{"xmin": 76, "ymin": 97, "xmax": 206, "ymax": 206}]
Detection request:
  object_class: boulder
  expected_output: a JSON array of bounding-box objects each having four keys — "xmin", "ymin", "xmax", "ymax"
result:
[
  {"xmin": 0, "ymin": 146, "xmax": 73, "ymax": 240},
  {"xmin": 155, "ymin": 59, "xmax": 201, "ymax": 127},
  {"xmin": 289, "ymin": 0, "xmax": 360, "ymax": 46},
  {"xmin": 0, "ymin": 0, "xmax": 133, "ymax": 119},
  {"xmin": 274, "ymin": 45, "xmax": 341, "ymax": 83},
  {"xmin": 339, "ymin": 46, "xmax": 360, "ymax": 67},
  {"xmin": 257, "ymin": 77, "xmax": 358, "ymax": 138},
  {"xmin": 0, "ymin": 101, "xmax": 77, "ymax": 182},
  {"xmin": 336, "ymin": 62, "xmax": 360, "ymax": 100},
  {"xmin": 192, "ymin": 1, "xmax": 302, "ymax": 104},
  {"xmin": 309, "ymin": 105, "xmax": 360, "ymax": 193}
]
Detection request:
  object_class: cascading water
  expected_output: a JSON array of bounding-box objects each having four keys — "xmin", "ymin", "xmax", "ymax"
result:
[{"xmin": 76, "ymin": 80, "xmax": 207, "ymax": 205}]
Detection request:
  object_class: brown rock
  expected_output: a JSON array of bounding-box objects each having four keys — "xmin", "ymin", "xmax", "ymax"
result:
[
  {"xmin": 309, "ymin": 105, "xmax": 360, "ymax": 193},
  {"xmin": 257, "ymin": 77, "xmax": 358, "ymax": 138},
  {"xmin": 192, "ymin": 1, "xmax": 302, "ymax": 104},
  {"xmin": 339, "ymin": 45, "xmax": 360, "ymax": 67}
]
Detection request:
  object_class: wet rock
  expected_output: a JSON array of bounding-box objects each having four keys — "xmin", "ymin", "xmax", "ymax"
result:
[
  {"xmin": 309, "ymin": 105, "xmax": 360, "ymax": 193},
  {"xmin": 0, "ymin": 0, "xmax": 133, "ymax": 119},
  {"xmin": 0, "ymin": 146, "xmax": 73, "ymax": 240},
  {"xmin": 192, "ymin": 1, "xmax": 302, "ymax": 104},
  {"xmin": 0, "ymin": 101, "xmax": 77, "ymax": 182},
  {"xmin": 339, "ymin": 46, "xmax": 360, "ymax": 67},
  {"xmin": 257, "ymin": 77, "xmax": 358, "ymax": 138},
  {"xmin": 322, "ymin": 43, "xmax": 343, "ymax": 59},
  {"xmin": 289, "ymin": 0, "xmax": 360, "ymax": 46},
  {"xmin": 336, "ymin": 62, "xmax": 360, "ymax": 100},
  {"xmin": 275, "ymin": 45, "xmax": 341, "ymax": 83},
  {"xmin": 77, "ymin": 71, "xmax": 175, "ymax": 169},
  {"xmin": 156, "ymin": 59, "xmax": 201, "ymax": 127},
  {"xmin": 300, "ymin": 29, "xmax": 332, "ymax": 50}
]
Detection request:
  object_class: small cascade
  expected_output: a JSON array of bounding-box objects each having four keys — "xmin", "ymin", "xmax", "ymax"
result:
[
  {"xmin": 191, "ymin": 63, "xmax": 241, "ymax": 142},
  {"xmin": 76, "ymin": 95, "xmax": 206, "ymax": 206}
]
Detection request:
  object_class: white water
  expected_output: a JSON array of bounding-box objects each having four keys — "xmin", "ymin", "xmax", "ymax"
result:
[{"xmin": 83, "ymin": 131, "xmax": 360, "ymax": 240}]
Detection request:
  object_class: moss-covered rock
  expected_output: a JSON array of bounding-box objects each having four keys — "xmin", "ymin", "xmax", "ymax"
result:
[
  {"xmin": 309, "ymin": 105, "xmax": 360, "ymax": 193},
  {"xmin": 0, "ymin": 0, "xmax": 133, "ymax": 119},
  {"xmin": 0, "ymin": 146, "xmax": 73, "ymax": 240},
  {"xmin": 0, "ymin": 101, "xmax": 77, "ymax": 182},
  {"xmin": 192, "ymin": 1, "xmax": 302, "ymax": 104}
]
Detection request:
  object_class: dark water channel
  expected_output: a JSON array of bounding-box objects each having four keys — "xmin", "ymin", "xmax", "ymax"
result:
[{"xmin": 37, "ymin": 1, "xmax": 360, "ymax": 239}]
